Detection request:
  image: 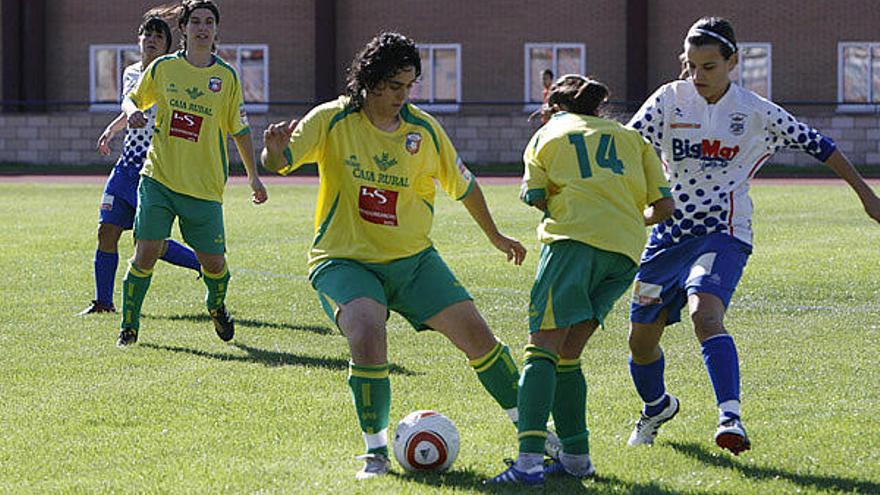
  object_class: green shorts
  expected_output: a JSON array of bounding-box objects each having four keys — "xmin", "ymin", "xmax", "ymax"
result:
[
  {"xmin": 309, "ymin": 247, "xmax": 472, "ymax": 330},
  {"xmin": 134, "ymin": 176, "xmax": 225, "ymax": 254},
  {"xmin": 530, "ymin": 240, "xmax": 637, "ymax": 332}
]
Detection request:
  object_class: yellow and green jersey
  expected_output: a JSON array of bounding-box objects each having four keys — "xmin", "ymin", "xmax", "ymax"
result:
[
  {"xmin": 278, "ymin": 96, "xmax": 475, "ymax": 269},
  {"xmin": 522, "ymin": 112, "xmax": 670, "ymax": 263},
  {"xmin": 128, "ymin": 50, "xmax": 250, "ymax": 203}
]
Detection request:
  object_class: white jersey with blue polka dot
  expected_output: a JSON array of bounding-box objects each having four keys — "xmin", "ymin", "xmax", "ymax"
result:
[
  {"xmin": 119, "ymin": 62, "xmax": 156, "ymax": 170},
  {"xmin": 628, "ymin": 80, "xmax": 836, "ymax": 248}
]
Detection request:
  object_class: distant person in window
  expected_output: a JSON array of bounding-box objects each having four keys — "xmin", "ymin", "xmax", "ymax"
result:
[
  {"xmin": 118, "ymin": 0, "xmax": 267, "ymax": 347},
  {"xmin": 78, "ymin": 14, "xmax": 202, "ymax": 317},
  {"xmin": 262, "ymin": 31, "xmax": 527, "ymax": 480},
  {"xmin": 487, "ymin": 75, "xmax": 673, "ymax": 486},
  {"xmin": 625, "ymin": 16, "xmax": 880, "ymax": 455},
  {"xmin": 529, "ymin": 69, "xmax": 555, "ymax": 123}
]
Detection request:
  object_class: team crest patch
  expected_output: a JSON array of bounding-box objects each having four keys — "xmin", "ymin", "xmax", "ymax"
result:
[
  {"xmin": 405, "ymin": 132, "xmax": 422, "ymax": 155},
  {"xmin": 208, "ymin": 77, "xmax": 222, "ymax": 93},
  {"xmin": 238, "ymin": 103, "xmax": 249, "ymax": 127},
  {"xmin": 728, "ymin": 112, "xmax": 747, "ymax": 136}
]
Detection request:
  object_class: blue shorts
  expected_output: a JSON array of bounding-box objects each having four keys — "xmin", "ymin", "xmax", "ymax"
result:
[
  {"xmin": 630, "ymin": 233, "xmax": 751, "ymax": 326},
  {"xmin": 99, "ymin": 161, "xmax": 141, "ymax": 229}
]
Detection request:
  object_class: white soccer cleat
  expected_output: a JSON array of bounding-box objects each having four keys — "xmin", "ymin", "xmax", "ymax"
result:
[
  {"xmin": 355, "ymin": 453, "xmax": 391, "ymax": 480},
  {"xmin": 627, "ymin": 394, "xmax": 680, "ymax": 446},
  {"xmin": 544, "ymin": 421, "xmax": 562, "ymax": 461},
  {"xmin": 714, "ymin": 416, "xmax": 751, "ymax": 455}
]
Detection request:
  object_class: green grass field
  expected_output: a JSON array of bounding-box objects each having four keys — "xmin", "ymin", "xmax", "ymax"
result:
[{"xmin": 1, "ymin": 181, "xmax": 878, "ymax": 494}]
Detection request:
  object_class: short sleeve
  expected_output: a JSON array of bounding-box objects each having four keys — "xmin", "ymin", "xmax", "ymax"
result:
[
  {"xmin": 121, "ymin": 65, "xmax": 141, "ymax": 100},
  {"xmin": 640, "ymin": 135, "xmax": 671, "ymax": 205},
  {"xmin": 128, "ymin": 60, "xmax": 159, "ymax": 111},
  {"xmin": 520, "ymin": 130, "xmax": 549, "ymax": 206},
  {"xmin": 765, "ymin": 101, "xmax": 836, "ymax": 162},
  {"xmin": 627, "ymin": 85, "xmax": 666, "ymax": 148},
  {"xmin": 277, "ymin": 105, "xmax": 329, "ymax": 176},
  {"xmin": 433, "ymin": 122, "xmax": 475, "ymax": 201},
  {"xmin": 226, "ymin": 71, "xmax": 250, "ymax": 137}
]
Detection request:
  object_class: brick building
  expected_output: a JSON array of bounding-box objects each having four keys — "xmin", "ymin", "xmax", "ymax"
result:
[{"xmin": 1, "ymin": 0, "xmax": 879, "ymax": 167}]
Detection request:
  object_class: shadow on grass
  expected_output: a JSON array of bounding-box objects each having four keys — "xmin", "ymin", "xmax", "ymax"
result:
[
  {"xmin": 144, "ymin": 312, "xmax": 334, "ymax": 335},
  {"xmin": 669, "ymin": 441, "xmax": 880, "ymax": 494},
  {"xmin": 392, "ymin": 469, "xmax": 741, "ymax": 494},
  {"xmin": 139, "ymin": 342, "xmax": 418, "ymax": 376}
]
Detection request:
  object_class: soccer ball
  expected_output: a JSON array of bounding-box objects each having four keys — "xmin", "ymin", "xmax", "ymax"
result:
[{"xmin": 392, "ymin": 410, "xmax": 459, "ymax": 472}]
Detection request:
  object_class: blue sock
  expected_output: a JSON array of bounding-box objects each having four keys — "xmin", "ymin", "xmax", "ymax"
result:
[
  {"xmin": 701, "ymin": 334, "xmax": 740, "ymax": 411},
  {"xmin": 160, "ymin": 240, "xmax": 201, "ymax": 271},
  {"xmin": 94, "ymin": 249, "xmax": 118, "ymax": 306},
  {"xmin": 629, "ymin": 353, "xmax": 669, "ymax": 416}
]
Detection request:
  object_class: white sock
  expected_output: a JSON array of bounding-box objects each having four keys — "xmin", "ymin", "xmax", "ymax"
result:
[
  {"xmin": 505, "ymin": 407, "xmax": 519, "ymax": 424},
  {"xmin": 718, "ymin": 400, "xmax": 741, "ymax": 421},
  {"xmin": 515, "ymin": 453, "xmax": 544, "ymax": 473},
  {"xmin": 363, "ymin": 428, "xmax": 388, "ymax": 452},
  {"xmin": 560, "ymin": 453, "xmax": 593, "ymax": 476}
]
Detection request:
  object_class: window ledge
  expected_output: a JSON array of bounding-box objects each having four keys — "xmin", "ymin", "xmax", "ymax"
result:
[
  {"xmin": 835, "ymin": 104, "xmax": 880, "ymax": 114},
  {"xmin": 413, "ymin": 103, "xmax": 460, "ymax": 113}
]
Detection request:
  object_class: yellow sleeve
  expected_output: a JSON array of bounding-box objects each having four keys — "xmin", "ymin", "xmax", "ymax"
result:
[
  {"xmin": 520, "ymin": 130, "xmax": 549, "ymax": 206},
  {"xmin": 277, "ymin": 105, "xmax": 328, "ymax": 176},
  {"xmin": 641, "ymin": 136, "xmax": 670, "ymax": 205},
  {"xmin": 433, "ymin": 122, "xmax": 475, "ymax": 201},
  {"xmin": 227, "ymin": 71, "xmax": 250, "ymax": 137},
  {"xmin": 128, "ymin": 59, "xmax": 159, "ymax": 111}
]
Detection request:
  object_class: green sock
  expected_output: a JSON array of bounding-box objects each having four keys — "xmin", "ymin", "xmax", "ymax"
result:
[
  {"xmin": 552, "ymin": 358, "xmax": 590, "ymax": 455},
  {"xmin": 470, "ymin": 342, "xmax": 520, "ymax": 412},
  {"xmin": 517, "ymin": 344, "xmax": 559, "ymax": 454},
  {"xmin": 348, "ymin": 362, "xmax": 391, "ymax": 455},
  {"xmin": 121, "ymin": 262, "xmax": 153, "ymax": 330},
  {"xmin": 202, "ymin": 266, "xmax": 230, "ymax": 311}
]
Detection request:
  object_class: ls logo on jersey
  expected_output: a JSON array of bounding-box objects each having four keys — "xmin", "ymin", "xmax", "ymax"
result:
[
  {"xmin": 405, "ymin": 132, "xmax": 422, "ymax": 155},
  {"xmin": 208, "ymin": 77, "xmax": 222, "ymax": 93},
  {"xmin": 169, "ymin": 110, "xmax": 204, "ymax": 142},
  {"xmin": 672, "ymin": 138, "xmax": 740, "ymax": 168},
  {"xmin": 728, "ymin": 112, "xmax": 747, "ymax": 136},
  {"xmin": 359, "ymin": 186, "xmax": 399, "ymax": 226}
]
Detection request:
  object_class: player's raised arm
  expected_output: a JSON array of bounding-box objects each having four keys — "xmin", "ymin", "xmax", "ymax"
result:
[{"xmin": 261, "ymin": 119, "xmax": 297, "ymax": 172}]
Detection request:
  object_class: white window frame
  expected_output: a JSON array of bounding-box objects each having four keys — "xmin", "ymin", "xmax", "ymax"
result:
[
  {"xmin": 837, "ymin": 41, "xmax": 880, "ymax": 113},
  {"xmin": 89, "ymin": 44, "xmax": 139, "ymax": 112},
  {"xmin": 218, "ymin": 44, "xmax": 270, "ymax": 113},
  {"xmin": 412, "ymin": 44, "xmax": 461, "ymax": 113},
  {"xmin": 523, "ymin": 43, "xmax": 586, "ymax": 112},
  {"xmin": 88, "ymin": 43, "xmax": 270, "ymax": 113},
  {"xmin": 731, "ymin": 42, "xmax": 772, "ymax": 100}
]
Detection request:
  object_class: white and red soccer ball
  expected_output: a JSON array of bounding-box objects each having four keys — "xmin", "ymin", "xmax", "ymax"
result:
[{"xmin": 392, "ymin": 410, "xmax": 460, "ymax": 472}]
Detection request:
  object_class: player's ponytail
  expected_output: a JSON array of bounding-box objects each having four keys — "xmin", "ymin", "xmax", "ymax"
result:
[{"xmin": 546, "ymin": 75, "xmax": 609, "ymax": 117}]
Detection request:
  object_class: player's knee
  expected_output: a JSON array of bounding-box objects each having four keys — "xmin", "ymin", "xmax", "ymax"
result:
[
  {"xmin": 628, "ymin": 330, "xmax": 659, "ymax": 362},
  {"xmin": 690, "ymin": 309, "xmax": 724, "ymax": 335}
]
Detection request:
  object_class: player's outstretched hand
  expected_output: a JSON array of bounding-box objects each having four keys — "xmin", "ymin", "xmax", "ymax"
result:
[
  {"xmin": 128, "ymin": 111, "xmax": 147, "ymax": 129},
  {"xmin": 490, "ymin": 232, "xmax": 527, "ymax": 265},
  {"xmin": 250, "ymin": 176, "xmax": 268, "ymax": 205},
  {"xmin": 263, "ymin": 119, "xmax": 297, "ymax": 156},
  {"xmin": 97, "ymin": 130, "xmax": 114, "ymax": 156}
]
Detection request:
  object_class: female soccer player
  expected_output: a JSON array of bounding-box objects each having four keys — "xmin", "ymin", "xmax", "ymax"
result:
[
  {"xmin": 625, "ymin": 17, "xmax": 880, "ymax": 454},
  {"xmin": 78, "ymin": 14, "xmax": 201, "ymax": 316},
  {"xmin": 118, "ymin": 0, "xmax": 267, "ymax": 346},
  {"xmin": 262, "ymin": 32, "xmax": 526, "ymax": 480},
  {"xmin": 488, "ymin": 75, "xmax": 673, "ymax": 486}
]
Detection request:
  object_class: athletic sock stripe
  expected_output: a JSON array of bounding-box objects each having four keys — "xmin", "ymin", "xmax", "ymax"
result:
[
  {"xmin": 202, "ymin": 265, "xmax": 229, "ymax": 279},
  {"xmin": 517, "ymin": 430, "xmax": 549, "ymax": 440},
  {"xmin": 469, "ymin": 342, "xmax": 503, "ymax": 371},
  {"xmin": 523, "ymin": 344, "xmax": 560, "ymax": 365}
]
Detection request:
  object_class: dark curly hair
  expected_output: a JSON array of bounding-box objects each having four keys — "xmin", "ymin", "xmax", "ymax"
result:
[
  {"xmin": 685, "ymin": 17, "xmax": 738, "ymax": 59},
  {"xmin": 546, "ymin": 74, "xmax": 609, "ymax": 117},
  {"xmin": 345, "ymin": 32, "xmax": 422, "ymax": 111}
]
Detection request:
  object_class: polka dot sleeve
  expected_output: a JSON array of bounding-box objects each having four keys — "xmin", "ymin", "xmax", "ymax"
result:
[
  {"xmin": 765, "ymin": 102, "xmax": 836, "ymax": 162},
  {"xmin": 627, "ymin": 85, "xmax": 666, "ymax": 148}
]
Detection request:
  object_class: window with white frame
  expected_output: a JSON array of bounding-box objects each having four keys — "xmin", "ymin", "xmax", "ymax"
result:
[
  {"xmin": 524, "ymin": 43, "xmax": 586, "ymax": 104},
  {"xmin": 89, "ymin": 44, "xmax": 269, "ymax": 112},
  {"xmin": 730, "ymin": 43, "xmax": 771, "ymax": 99},
  {"xmin": 410, "ymin": 44, "xmax": 461, "ymax": 111},
  {"xmin": 839, "ymin": 42, "xmax": 880, "ymax": 107}
]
